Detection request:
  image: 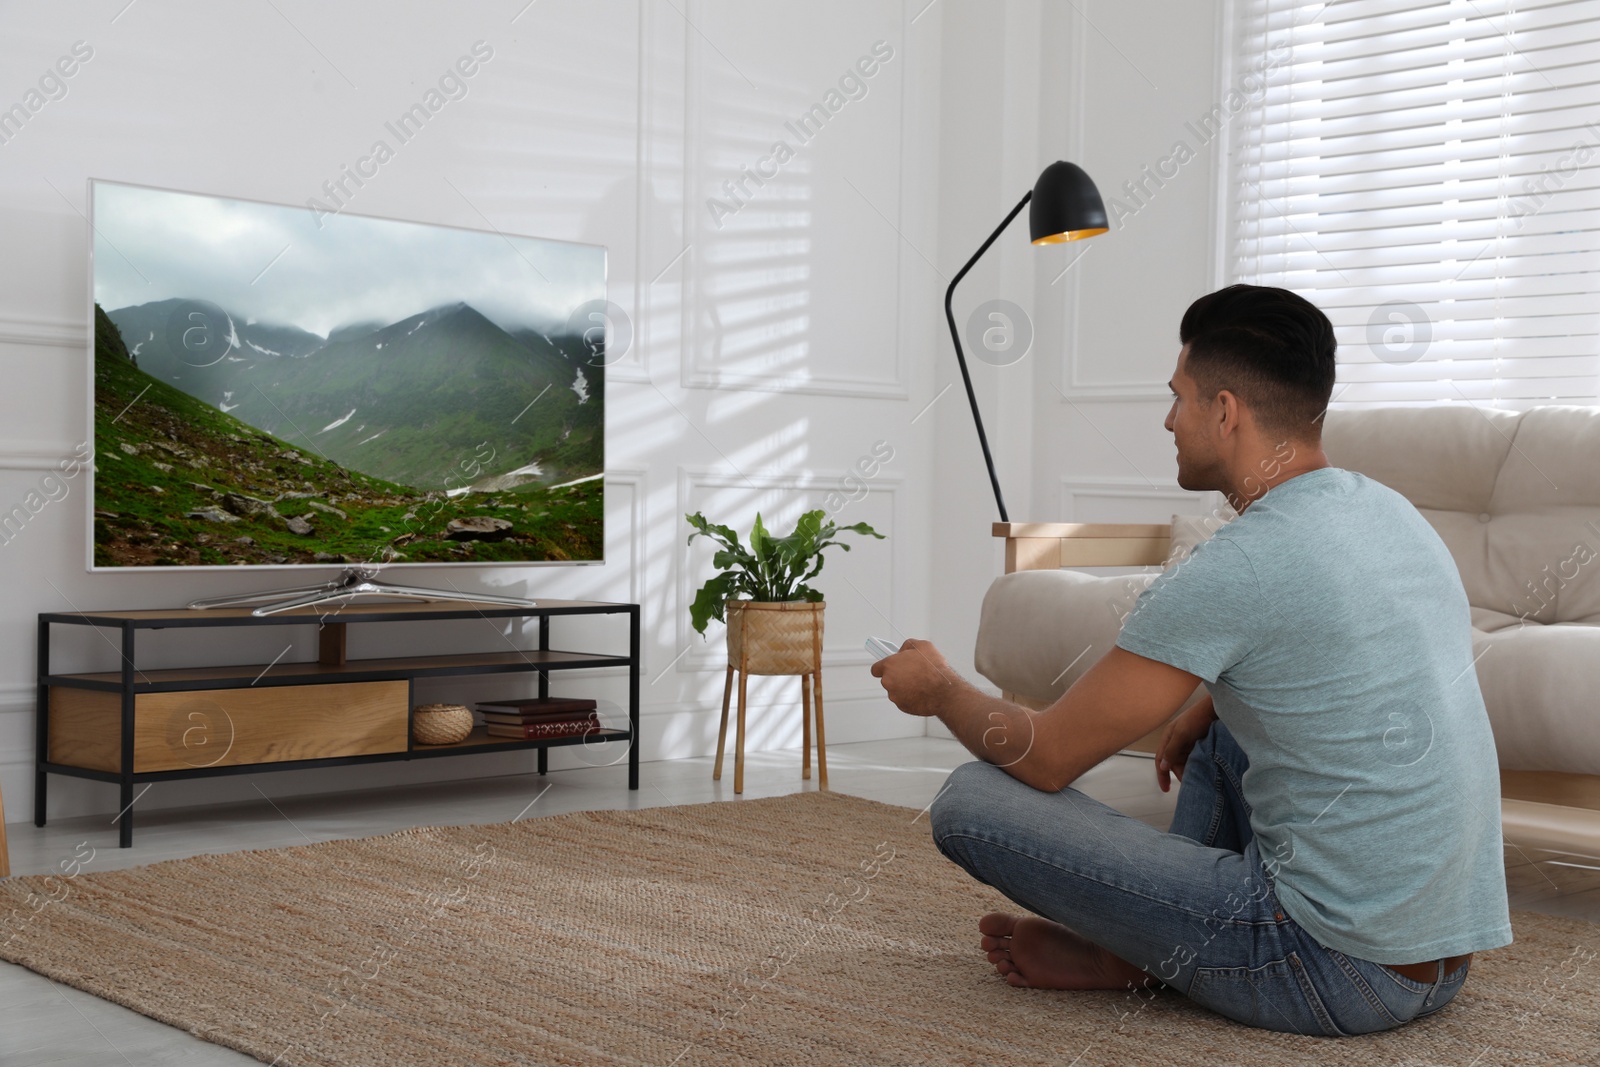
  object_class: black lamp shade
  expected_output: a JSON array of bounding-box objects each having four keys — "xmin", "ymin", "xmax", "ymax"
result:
[{"xmin": 1028, "ymin": 160, "xmax": 1109, "ymax": 244}]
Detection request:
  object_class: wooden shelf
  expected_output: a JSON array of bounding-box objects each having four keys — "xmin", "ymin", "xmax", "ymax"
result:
[
  {"xmin": 48, "ymin": 649, "xmax": 631, "ymax": 692},
  {"xmin": 408, "ymin": 726, "xmax": 631, "ymax": 757}
]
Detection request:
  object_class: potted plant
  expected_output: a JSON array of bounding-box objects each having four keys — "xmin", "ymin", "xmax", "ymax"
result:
[{"xmin": 686, "ymin": 509, "xmax": 883, "ymax": 672}]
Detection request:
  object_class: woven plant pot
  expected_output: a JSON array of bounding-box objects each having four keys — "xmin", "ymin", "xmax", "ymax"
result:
[
  {"xmin": 725, "ymin": 600, "xmax": 824, "ymax": 675},
  {"xmin": 412, "ymin": 703, "xmax": 474, "ymax": 745}
]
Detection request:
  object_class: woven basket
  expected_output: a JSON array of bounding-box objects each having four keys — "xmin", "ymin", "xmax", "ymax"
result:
[
  {"xmin": 412, "ymin": 703, "xmax": 474, "ymax": 745},
  {"xmin": 725, "ymin": 600, "xmax": 824, "ymax": 675}
]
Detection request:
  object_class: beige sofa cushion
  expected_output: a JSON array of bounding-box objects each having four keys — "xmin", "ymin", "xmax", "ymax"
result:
[
  {"xmin": 975, "ymin": 570, "xmax": 1142, "ymax": 706},
  {"xmin": 1321, "ymin": 406, "xmax": 1517, "ymax": 514},
  {"xmin": 1474, "ymin": 623, "xmax": 1600, "ymax": 775},
  {"xmin": 1487, "ymin": 405, "xmax": 1600, "ymax": 513}
]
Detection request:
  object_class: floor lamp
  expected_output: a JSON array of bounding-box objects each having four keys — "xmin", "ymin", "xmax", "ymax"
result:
[{"xmin": 943, "ymin": 160, "xmax": 1109, "ymax": 522}]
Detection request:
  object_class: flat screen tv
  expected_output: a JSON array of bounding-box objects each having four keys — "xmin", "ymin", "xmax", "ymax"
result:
[{"xmin": 87, "ymin": 179, "xmax": 607, "ymax": 575}]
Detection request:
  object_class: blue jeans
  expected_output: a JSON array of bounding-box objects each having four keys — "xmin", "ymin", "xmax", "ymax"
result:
[{"xmin": 929, "ymin": 722, "xmax": 1469, "ymax": 1035}]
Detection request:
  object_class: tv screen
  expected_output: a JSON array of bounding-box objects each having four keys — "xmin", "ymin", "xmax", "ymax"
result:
[{"xmin": 87, "ymin": 179, "xmax": 606, "ymax": 570}]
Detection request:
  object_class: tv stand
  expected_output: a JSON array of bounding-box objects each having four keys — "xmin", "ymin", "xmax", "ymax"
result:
[
  {"xmin": 36, "ymin": 598, "xmax": 640, "ymax": 846},
  {"xmin": 187, "ymin": 567, "xmax": 537, "ymax": 617}
]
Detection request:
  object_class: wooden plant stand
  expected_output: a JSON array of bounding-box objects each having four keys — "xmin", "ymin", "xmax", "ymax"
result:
[{"xmin": 713, "ymin": 600, "xmax": 826, "ymax": 794}]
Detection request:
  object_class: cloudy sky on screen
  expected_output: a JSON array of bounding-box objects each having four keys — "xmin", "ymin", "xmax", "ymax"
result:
[{"xmin": 91, "ymin": 180, "xmax": 607, "ymax": 338}]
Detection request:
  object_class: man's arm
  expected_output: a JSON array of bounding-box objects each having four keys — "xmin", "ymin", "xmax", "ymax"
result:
[{"xmin": 870, "ymin": 640, "xmax": 1202, "ymax": 792}]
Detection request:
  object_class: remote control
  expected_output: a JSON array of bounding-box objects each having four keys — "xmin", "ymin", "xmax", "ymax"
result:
[{"xmin": 865, "ymin": 636, "xmax": 900, "ymax": 661}]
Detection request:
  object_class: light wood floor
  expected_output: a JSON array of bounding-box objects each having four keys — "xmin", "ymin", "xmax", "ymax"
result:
[{"xmin": 1, "ymin": 738, "xmax": 1595, "ymax": 1065}]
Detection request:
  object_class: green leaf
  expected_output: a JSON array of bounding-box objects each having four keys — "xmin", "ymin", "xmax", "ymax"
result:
[
  {"xmin": 835, "ymin": 521, "xmax": 885, "ymax": 539},
  {"xmin": 689, "ymin": 572, "xmax": 739, "ymax": 635},
  {"xmin": 790, "ymin": 510, "xmax": 825, "ymax": 554},
  {"xmin": 748, "ymin": 512, "xmax": 769, "ymax": 555},
  {"xmin": 711, "ymin": 547, "xmax": 753, "ymax": 572},
  {"xmin": 798, "ymin": 554, "xmax": 825, "ymax": 584},
  {"xmin": 747, "ymin": 512, "xmax": 774, "ymax": 597},
  {"xmin": 685, "ymin": 511, "xmax": 743, "ymax": 552},
  {"xmin": 772, "ymin": 510, "xmax": 820, "ymax": 571}
]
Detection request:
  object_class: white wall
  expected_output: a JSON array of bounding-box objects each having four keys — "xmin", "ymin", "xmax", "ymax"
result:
[
  {"xmin": 926, "ymin": 0, "xmax": 1229, "ymax": 736},
  {"xmin": 0, "ymin": 0, "xmax": 1238, "ymax": 824},
  {"xmin": 0, "ymin": 0, "xmax": 946, "ymax": 822},
  {"xmin": 1046, "ymin": 0, "xmax": 1230, "ymax": 523}
]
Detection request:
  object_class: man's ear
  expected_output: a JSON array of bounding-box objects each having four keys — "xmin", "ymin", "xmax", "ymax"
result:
[{"xmin": 1213, "ymin": 388, "xmax": 1243, "ymax": 439}]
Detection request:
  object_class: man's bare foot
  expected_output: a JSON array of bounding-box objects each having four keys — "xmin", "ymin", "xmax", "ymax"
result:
[{"xmin": 978, "ymin": 912, "xmax": 1153, "ymax": 990}]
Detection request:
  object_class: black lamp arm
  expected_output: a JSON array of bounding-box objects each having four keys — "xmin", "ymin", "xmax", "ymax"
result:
[{"xmin": 943, "ymin": 189, "xmax": 1032, "ymax": 523}]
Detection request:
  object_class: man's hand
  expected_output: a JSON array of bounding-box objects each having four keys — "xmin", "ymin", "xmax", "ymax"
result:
[
  {"xmin": 870, "ymin": 638, "xmax": 965, "ymax": 717},
  {"xmin": 1155, "ymin": 695, "xmax": 1218, "ymax": 793},
  {"xmin": 873, "ymin": 640, "xmax": 1203, "ymax": 795}
]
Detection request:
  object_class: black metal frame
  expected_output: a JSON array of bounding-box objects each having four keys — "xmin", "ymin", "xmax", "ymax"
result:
[
  {"xmin": 35, "ymin": 601, "xmax": 642, "ymax": 847},
  {"xmin": 943, "ymin": 189, "xmax": 1034, "ymax": 524}
]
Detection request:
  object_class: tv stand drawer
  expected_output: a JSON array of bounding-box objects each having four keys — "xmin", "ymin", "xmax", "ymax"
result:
[{"xmin": 48, "ymin": 680, "xmax": 410, "ymax": 772}]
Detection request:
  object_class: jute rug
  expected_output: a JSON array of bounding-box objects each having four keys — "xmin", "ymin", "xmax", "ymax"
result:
[{"xmin": 1, "ymin": 792, "xmax": 1595, "ymax": 1066}]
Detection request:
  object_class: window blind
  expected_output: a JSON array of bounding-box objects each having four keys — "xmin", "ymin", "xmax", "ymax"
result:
[{"xmin": 1227, "ymin": 0, "xmax": 1600, "ymax": 409}]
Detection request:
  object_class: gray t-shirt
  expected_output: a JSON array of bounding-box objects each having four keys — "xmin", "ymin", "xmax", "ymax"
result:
[{"xmin": 1117, "ymin": 467, "xmax": 1512, "ymax": 964}]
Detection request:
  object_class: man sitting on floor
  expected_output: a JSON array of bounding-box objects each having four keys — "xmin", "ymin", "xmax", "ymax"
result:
[{"xmin": 871, "ymin": 284, "xmax": 1511, "ymax": 1036}]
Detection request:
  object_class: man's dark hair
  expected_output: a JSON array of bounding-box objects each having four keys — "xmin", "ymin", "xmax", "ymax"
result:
[{"xmin": 1178, "ymin": 284, "xmax": 1336, "ymax": 439}]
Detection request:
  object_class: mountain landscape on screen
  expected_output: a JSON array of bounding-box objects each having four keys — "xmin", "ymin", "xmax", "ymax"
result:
[
  {"xmin": 88, "ymin": 179, "xmax": 609, "ymax": 569},
  {"xmin": 105, "ymin": 299, "xmax": 602, "ymax": 489},
  {"xmin": 92, "ymin": 301, "xmax": 604, "ymax": 567}
]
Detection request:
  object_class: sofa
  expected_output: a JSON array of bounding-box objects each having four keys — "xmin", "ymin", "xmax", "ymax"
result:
[{"xmin": 974, "ymin": 405, "xmax": 1600, "ymax": 852}]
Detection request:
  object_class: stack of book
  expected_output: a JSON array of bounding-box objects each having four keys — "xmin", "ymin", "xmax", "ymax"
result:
[{"xmin": 477, "ymin": 697, "xmax": 600, "ymax": 740}]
